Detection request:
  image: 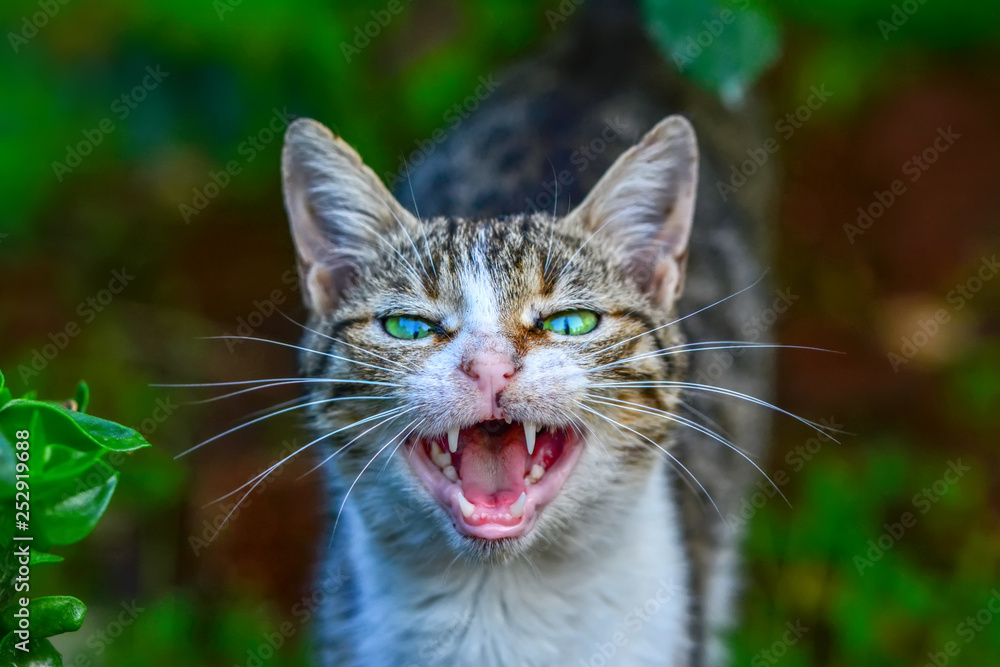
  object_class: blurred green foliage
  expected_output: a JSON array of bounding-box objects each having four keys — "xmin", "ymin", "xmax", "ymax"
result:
[{"xmin": 1, "ymin": 0, "xmax": 998, "ymax": 665}]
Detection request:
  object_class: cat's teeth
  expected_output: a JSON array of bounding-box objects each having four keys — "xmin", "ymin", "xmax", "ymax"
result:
[
  {"xmin": 443, "ymin": 465, "xmax": 458, "ymax": 482},
  {"xmin": 504, "ymin": 416, "xmax": 512, "ymax": 424},
  {"xmin": 431, "ymin": 442, "xmax": 451, "ymax": 468},
  {"xmin": 509, "ymin": 491, "xmax": 527, "ymax": 519},
  {"xmin": 524, "ymin": 423, "xmax": 536, "ymax": 455},
  {"xmin": 526, "ymin": 463, "xmax": 545, "ymax": 484},
  {"xmin": 457, "ymin": 491, "xmax": 475, "ymax": 518},
  {"xmin": 447, "ymin": 428, "xmax": 459, "ymax": 453}
]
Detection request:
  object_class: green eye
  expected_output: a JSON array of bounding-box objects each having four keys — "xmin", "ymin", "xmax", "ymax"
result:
[
  {"xmin": 542, "ymin": 310, "xmax": 599, "ymax": 336},
  {"xmin": 383, "ymin": 316, "xmax": 436, "ymax": 340}
]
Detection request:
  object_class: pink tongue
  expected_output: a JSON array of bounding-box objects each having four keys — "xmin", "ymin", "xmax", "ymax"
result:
[{"xmin": 458, "ymin": 427, "xmax": 527, "ymax": 507}]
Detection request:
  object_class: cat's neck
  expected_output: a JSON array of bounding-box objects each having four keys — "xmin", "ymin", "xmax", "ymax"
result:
[{"xmin": 342, "ymin": 461, "xmax": 693, "ymax": 666}]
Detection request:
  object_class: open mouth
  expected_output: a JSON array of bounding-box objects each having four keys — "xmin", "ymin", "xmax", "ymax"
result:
[{"xmin": 409, "ymin": 420, "xmax": 582, "ymax": 540}]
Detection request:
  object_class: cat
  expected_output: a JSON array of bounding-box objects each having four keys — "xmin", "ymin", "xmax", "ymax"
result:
[{"xmin": 280, "ymin": 3, "xmax": 775, "ymax": 665}]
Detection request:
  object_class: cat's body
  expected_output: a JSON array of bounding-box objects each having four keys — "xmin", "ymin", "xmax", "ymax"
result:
[{"xmin": 284, "ymin": 5, "xmax": 773, "ymax": 666}]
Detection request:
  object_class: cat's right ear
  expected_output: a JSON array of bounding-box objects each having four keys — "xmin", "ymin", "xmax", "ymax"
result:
[{"xmin": 282, "ymin": 118, "xmax": 418, "ymax": 313}]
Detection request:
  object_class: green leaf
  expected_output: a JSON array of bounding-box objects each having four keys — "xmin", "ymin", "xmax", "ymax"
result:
[
  {"xmin": 29, "ymin": 551, "xmax": 63, "ymax": 567},
  {"xmin": 642, "ymin": 0, "xmax": 782, "ymax": 104},
  {"xmin": 0, "ymin": 633, "xmax": 63, "ymax": 666},
  {"xmin": 72, "ymin": 382, "xmax": 89, "ymax": 414},
  {"xmin": 0, "ymin": 369, "xmax": 11, "ymax": 410},
  {"xmin": 0, "ymin": 400, "xmax": 149, "ymax": 454},
  {"xmin": 1, "ymin": 597, "xmax": 86, "ymax": 639},
  {"xmin": 0, "ymin": 428, "xmax": 14, "ymax": 501},
  {"xmin": 34, "ymin": 459, "xmax": 118, "ymax": 547},
  {"xmin": 34, "ymin": 445, "xmax": 104, "ymax": 490}
]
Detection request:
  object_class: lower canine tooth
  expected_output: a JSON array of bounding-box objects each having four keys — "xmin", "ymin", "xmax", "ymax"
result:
[
  {"xmin": 510, "ymin": 491, "xmax": 526, "ymax": 518},
  {"xmin": 457, "ymin": 491, "xmax": 475, "ymax": 518},
  {"xmin": 443, "ymin": 465, "xmax": 458, "ymax": 482},
  {"xmin": 447, "ymin": 428, "xmax": 459, "ymax": 453}
]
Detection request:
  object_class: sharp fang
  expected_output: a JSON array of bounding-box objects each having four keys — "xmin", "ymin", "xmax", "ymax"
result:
[
  {"xmin": 510, "ymin": 491, "xmax": 526, "ymax": 518},
  {"xmin": 504, "ymin": 416, "xmax": 512, "ymax": 424},
  {"xmin": 443, "ymin": 465, "xmax": 458, "ymax": 482},
  {"xmin": 447, "ymin": 428, "xmax": 459, "ymax": 453},
  {"xmin": 457, "ymin": 491, "xmax": 475, "ymax": 518},
  {"xmin": 524, "ymin": 422, "xmax": 536, "ymax": 455}
]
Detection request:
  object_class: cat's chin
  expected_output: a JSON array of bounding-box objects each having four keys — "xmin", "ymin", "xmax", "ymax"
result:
[{"xmin": 407, "ymin": 419, "xmax": 582, "ymax": 541}]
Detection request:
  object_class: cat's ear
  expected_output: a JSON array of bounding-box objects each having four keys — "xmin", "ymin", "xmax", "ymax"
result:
[
  {"xmin": 567, "ymin": 115, "xmax": 698, "ymax": 307},
  {"xmin": 282, "ymin": 117, "xmax": 418, "ymax": 313}
]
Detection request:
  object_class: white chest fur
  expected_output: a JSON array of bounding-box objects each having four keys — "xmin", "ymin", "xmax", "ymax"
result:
[{"xmin": 343, "ymin": 465, "xmax": 692, "ymax": 667}]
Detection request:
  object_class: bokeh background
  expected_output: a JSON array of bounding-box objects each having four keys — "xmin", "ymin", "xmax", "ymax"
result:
[{"xmin": 2, "ymin": 0, "xmax": 999, "ymax": 665}]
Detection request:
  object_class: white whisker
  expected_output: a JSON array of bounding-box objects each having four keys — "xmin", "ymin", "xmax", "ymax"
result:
[
  {"xmin": 185, "ymin": 381, "xmax": 394, "ymax": 405},
  {"xmin": 581, "ymin": 273, "xmax": 768, "ymax": 360},
  {"xmin": 556, "ymin": 203, "xmax": 646, "ymax": 282},
  {"xmin": 585, "ymin": 395, "xmax": 787, "ymax": 507},
  {"xmin": 573, "ymin": 400, "xmax": 724, "ymax": 521},
  {"xmin": 589, "ymin": 380, "xmax": 839, "ymax": 440},
  {"xmin": 201, "ymin": 335, "xmax": 405, "ymax": 376},
  {"xmin": 296, "ymin": 407, "xmax": 417, "ymax": 481},
  {"xmin": 382, "ymin": 195, "xmax": 430, "ymax": 280},
  {"xmin": 206, "ymin": 406, "xmax": 410, "ymax": 507},
  {"xmin": 330, "ymin": 417, "xmax": 422, "ymax": 545},
  {"xmin": 176, "ymin": 394, "xmax": 390, "ymax": 459},
  {"xmin": 276, "ymin": 309, "xmax": 417, "ymax": 372},
  {"xmin": 152, "ymin": 377, "xmax": 395, "ymax": 389},
  {"xmin": 587, "ymin": 341, "xmax": 840, "ymax": 373}
]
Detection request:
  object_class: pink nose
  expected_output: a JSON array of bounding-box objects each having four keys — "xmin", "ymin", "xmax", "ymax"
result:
[{"xmin": 462, "ymin": 352, "xmax": 516, "ymax": 417}]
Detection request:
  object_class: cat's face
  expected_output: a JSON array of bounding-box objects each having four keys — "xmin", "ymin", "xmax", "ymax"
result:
[{"xmin": 282, "ymin": 116, "xmax": 698, "ymax": 560}]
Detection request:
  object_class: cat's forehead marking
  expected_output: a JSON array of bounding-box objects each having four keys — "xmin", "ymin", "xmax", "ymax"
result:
[{"xmin": 458, "ymin": 233, "xmax": 502, "ymax": 333}]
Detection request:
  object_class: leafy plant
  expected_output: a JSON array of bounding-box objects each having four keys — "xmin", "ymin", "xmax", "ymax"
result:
[
  {"xmin": 642, "ymin": 0, "xmax": 782, "ymax": 105},
  {"xmin": 0, "ymin": 369, "xmax": 149, "ymax": 665}
]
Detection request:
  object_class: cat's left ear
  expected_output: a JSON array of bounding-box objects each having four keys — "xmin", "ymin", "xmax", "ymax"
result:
[{"xmin": 566, "ymin": 115, "xmax": 698, "ymax": 307}]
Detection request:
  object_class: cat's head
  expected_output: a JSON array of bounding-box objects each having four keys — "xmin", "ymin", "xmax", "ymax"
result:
[{"xmin": 282, "ymin": 115, "xmax": 697, "ymax": 560}]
